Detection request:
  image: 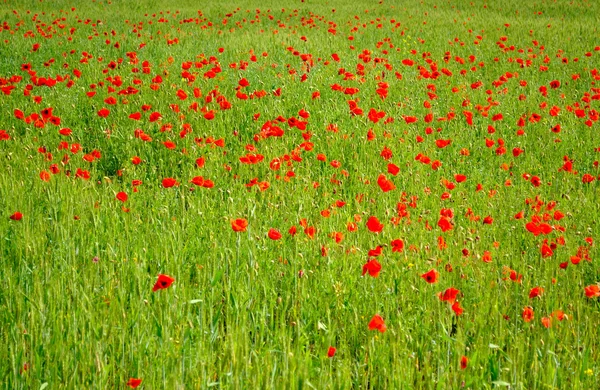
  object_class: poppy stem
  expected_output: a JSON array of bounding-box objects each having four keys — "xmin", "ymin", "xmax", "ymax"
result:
[
  {"xmin": 236, "ymin": 232, "xmax": 241, "ymax": 269},
  {"xmin": 247, "ymin": 227, "xmax": 255, "ymax": 270}
]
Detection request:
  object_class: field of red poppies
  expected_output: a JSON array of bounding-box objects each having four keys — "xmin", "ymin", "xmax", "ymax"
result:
[{"xmin": 1, "ymin": 0, "xmax": 600, "ymax": 388}]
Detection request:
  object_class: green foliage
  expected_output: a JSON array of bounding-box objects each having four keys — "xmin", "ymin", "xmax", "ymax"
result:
[{"xmin": 1, "ymin": 0, "xmax": 599, "ymax": 388}]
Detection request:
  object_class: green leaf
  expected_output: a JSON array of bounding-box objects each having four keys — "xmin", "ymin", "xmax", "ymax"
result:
[{"xmin": 211, "ymin": 270, "xmax": 223, "ymax": 287}]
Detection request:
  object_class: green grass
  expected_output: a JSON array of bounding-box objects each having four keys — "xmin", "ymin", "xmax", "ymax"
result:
[{"xmin": 1, "ymin": 0, "xmax": 600, "ymax": 388}]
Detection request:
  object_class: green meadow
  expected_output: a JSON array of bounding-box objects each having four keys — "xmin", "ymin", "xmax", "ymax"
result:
[{"xmin": 1, "ymin": 0, "xmax": 599, "ymax": 388}]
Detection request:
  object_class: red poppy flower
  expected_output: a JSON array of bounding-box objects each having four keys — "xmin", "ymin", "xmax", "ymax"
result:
[
  {"xmin": 522, "ymin": 307, "xmax": 534, "ymax": 322},
  {"xmin": 451, "ymin": 301, "xmax": 464, "ymax": 316},
  {"xmin": 540, "ymin": 241, "xmax": 553, "ymax": 258},
  {"xmin": 231, "ymin": 218, "xmax": 248, "ymax": 232},
  {"xmin": 162, "ymin": 178, "xmax": 178, "ymax": 188},
  {"xmin": 366, "ymin": 216, "xmax": 384, "ymax": 233},
  {"xmin": 268, "ymin": 228, "xmax": 282, "ymax": 240},
  {"xmin": 368, "ymin": 314, "xmax": 387, "ymax": 333},
  {"xmin": 460, "ymin": 356, "xmax": 468, "ymax": 370},
  {"xmin": 368, "ymin": 246, "xmax": 383, "ymax": 257},
  {"xmin": 176, "ymin": 89, "xmax": 188, "ymax": 100},
  {"xmin": 163, "ymin": 140, "xmax": 176, "ymax": 150},
  {"xmin": 552, "ymin": 310, "xmax": 566, "ymax": 321},
  {"xmin": 76, "ymin": 168, "xmax": 90, "ymax": 180},
  {"xmin": 508, "ymin": 269, "xmax": 523, "ymax": 283},
  {"xmin": 387, "ymin": 163, "xmax": 400, "ymax": 176},
  {"xmin": 304, "ymin": 226, "xmax": 316, "ymax": 239},
  {"xmin": 127, "ymin": 378, "xmax": 142, "ymax": 388},
  {"xmin": 83, "ymin": 153, "xmax": 96, "ymax": 162},
  {"xmin": 129, "ymin": 112, "xmax": 141, "ymax": 120},
  {"xmin": 421, "ymin": 269, "xmax": 439, "ymax": 284},
  {"xmin": 368, "ymin": 108, "xmax": 385, "ymax": 123},
  {"xmin": 436, "ymin": 139, "xmax": 451, "ymax": 148},
  {"xmin": 40, "ymin": 107, "xmax": 53, "ymax": 119},
  {"xmin": 482, "ymin": 251, "xmax": 492, "ymax": 263},
  {"xmin": 377, "ymin": 174, "xmax": 395, "ymax": 192},
  {"xmin": 463, "ymin": 111, "xmax": 473, "ymax": 125},
  {"xmin": 40, "ymin": 171, "xmax": 51, "ymax": 182},
  {"xmin": 362, "ymin": 258, "xmax": 382, "ymax": 277},
  {"xmin": 584, "ymin": 284, "xmax": 600, "ymax": 298},
  {"xmin": 438, "ymin": 287, "xmax": 460, "ymax": 304},
  {"xmin": 239, "ymin": 153, "xmax": 265, "ymax": 165},
  {"xmin": 437, "ymin": 217, "xmax": 453, "ymax": 232},
  {"xmin": 380, "ymin": 146, "xmax": 393, "ymax": 160},
  {"xmin": 116, "ymin": 192, "xmax": 128, "ymax": 202},
  {"xmin": 190, "ymin": 176, "xmax": 205, "ymax": 186},
  {"xmin": 391, "ymin": 239, "xmax": 404, "ymax": 253},
  {"xmin": 10, "ymin": 211, "xmax": 23, "ymax": 221},
  {"xmin": 582, "ymin": 174, "xmax": 595, "ymax": 184},
  {"xmin": 454, "ymin": 174, "xmax": 467, "ymax": 183},
  {"xmin": 153, "ymin": 274, "xmax": 174, "ymax": 291},
  {"xmin": 541, "ymin": 317, "xmax": 552, "ymax": 328},
  {"xmin": 149, "ymin": 111, "xmax": 162, "ymax": 122},
  {"xmin": 97, "ymin": 108, "xmax": 110, "ymax": 118},
  {"xmin": 331, "ymin": 231, "xmax": 344, "ymax": 243},
  {"xmin": 327, "ymin": 346, "xmax": 336, "ymax": 358},
  {"xmin": 529, "ymin": 286, "xmax": 544, "ymax": 299}
]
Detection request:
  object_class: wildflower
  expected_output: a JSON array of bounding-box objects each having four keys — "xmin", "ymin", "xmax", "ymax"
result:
[
  {"xmin": 153, "ymin": 274, "xmax": 175, "ymax": 292},
  {"xmin": 127, "ymin": 378, "xmax": 142, "ymax": 388},
  {"xmin": 10, "ymin": 212, "xmax": 23, "ymax": 221},
  {"xmin": 368, "ymin": 314, "xmax": 386, "ymax": 333},
  {"xmin": 421, "ymin": 269, "xmax": 439, "ymax": 284},
  {"xmin": 231, "ymin": 218, "xmax": 248, "ymax": 232}
]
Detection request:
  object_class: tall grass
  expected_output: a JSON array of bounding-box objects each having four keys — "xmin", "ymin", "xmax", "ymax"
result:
[{"xmin": 1, "ymin": 0, "xmax": 599, "ymax": 388}]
